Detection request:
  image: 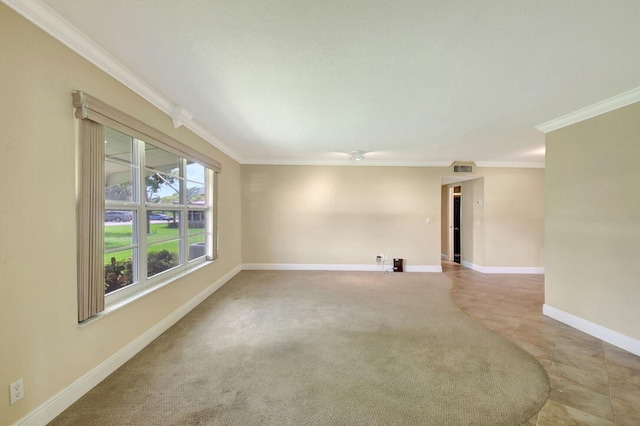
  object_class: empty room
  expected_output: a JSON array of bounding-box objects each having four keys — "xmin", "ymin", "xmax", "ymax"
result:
[{"xmin": 1, "ymin": 1, "xmax": 639, "ymax": 425}]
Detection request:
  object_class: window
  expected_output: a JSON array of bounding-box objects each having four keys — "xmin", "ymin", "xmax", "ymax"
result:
[
  {"xmin": 103, "ymin": 128, "xmax": 215, "ymax": 302},
  {"xmin": 74, "ymin": 91, "xmax": 220, "ymax": 321}
]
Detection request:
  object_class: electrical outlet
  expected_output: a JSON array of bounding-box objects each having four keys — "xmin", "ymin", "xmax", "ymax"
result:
[
  {"xmin": 10, "ymin": 378, "xmax": 24, "ymax": 405},
  {"xmin": 376, "ymin": 255, "xmax": 383, "ymax": 262}
]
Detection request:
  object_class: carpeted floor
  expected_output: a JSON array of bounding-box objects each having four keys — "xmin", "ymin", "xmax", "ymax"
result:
[{"xmin": 51, "ymin": 270, "xmax": 549, "ymax": 425}]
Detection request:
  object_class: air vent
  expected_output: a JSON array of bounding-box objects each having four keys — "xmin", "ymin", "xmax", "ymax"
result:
[{"xmin": 453, "ymin": 165, "xmax": 473, "ymax": 173}]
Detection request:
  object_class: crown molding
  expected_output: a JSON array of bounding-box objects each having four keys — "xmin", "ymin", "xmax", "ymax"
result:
[
  {"xmin": 243, "ymin": 158, "xmax": 545, "ymax": 168},
  {"xmin": 2, "ymin": 0, "xmax": 243, "ymax": 163},
  {"xmin": 536, "ymin": 86, "xmax": 640, "ymax": 133},
  {"xmin": 241, "ymin": 158, "xmax": 453, "ymax": 167},
  {"xmin": 474, "ymin": 161, "xmax": 545, "ymax": 169}
]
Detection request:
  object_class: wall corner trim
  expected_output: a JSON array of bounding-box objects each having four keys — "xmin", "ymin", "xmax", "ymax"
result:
[
  {"xmin": 535, "ymin": 86, "xmax": 640, "ymax": 133},
  {"xmin": 242, "ymin": 263, "xmax": 442, "ymax": 273},
  {"xmin": 15, "ymin": 265, "xmax": 242, "ymax": 426},
  {"xmin": 543, "ymin": 304, "xmax": 640, "ymax": 357},
  {"xmin": 460, "ymin": 261, "xmax": 544, "ymax": 274}
]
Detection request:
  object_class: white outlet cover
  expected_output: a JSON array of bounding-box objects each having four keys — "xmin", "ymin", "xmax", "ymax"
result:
[{"xmin": 10, "ymin": 378, "xmax": 24, "ymax": 405}]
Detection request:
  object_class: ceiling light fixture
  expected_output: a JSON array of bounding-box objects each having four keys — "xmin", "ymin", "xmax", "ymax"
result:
[{"xmin": 349, "ymin": 150, "xmax": 365, "ymax": 161}]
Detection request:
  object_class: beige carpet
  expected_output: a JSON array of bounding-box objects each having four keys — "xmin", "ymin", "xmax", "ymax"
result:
[{"xmin": 51, "ymin": 271, "xmax": 549, "ymax": 425}]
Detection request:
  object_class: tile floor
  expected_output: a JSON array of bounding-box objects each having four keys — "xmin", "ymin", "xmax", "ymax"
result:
[{"xmin": 442, "ymin": 261, "xmax": 640, "ymax": 426}]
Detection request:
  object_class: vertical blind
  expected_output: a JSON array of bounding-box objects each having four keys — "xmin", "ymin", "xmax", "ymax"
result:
[{"xmin": 77, "ymin": 120, "xmax": 105, "ymax": 321}]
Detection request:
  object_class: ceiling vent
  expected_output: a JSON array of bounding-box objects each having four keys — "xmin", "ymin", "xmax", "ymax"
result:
[{"xmin": 452, "ymin": 162, "xmax": 475, "ymax": 174}]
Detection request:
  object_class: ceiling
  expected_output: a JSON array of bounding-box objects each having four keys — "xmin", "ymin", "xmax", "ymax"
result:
[{"xmin": 9, "ymin": 1, "xmax": 640, "ymax": 166}]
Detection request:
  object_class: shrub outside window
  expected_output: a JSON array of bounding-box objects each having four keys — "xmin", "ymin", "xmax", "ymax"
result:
[{"xmin": 104, "ymin": 128, "xmax": 214, "ymax": 301}]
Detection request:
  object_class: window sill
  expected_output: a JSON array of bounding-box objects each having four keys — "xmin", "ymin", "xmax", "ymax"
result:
[{"xmin": 79, "ymin": 259, "xmax": 214, "ymax": 327}]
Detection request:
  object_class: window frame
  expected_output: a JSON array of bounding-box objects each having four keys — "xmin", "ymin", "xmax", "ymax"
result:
[
  {"xmin": 104, "ymin": 135, "xmax": 216, "ymax": 305},
  {"xmin": 74, "ymin": 91, "xmax": 221, "ymax": 321}
]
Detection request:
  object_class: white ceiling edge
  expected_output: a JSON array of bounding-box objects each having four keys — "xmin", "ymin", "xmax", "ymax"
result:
[
  {"xmin": 242, "ymin": 159, "xmax": 454, "ymax": 167},
  {"xmin": 474, "ymin": 161, "xmax": 545, "ymax": 169},
  {"xmin": 1, "ymin": 0, "xmax": 242, "ymax": 163},
  {"xmin": 243, "ymin": 159, "xmax": 545, "ymax": 168},
  {"xmin": 536, "ymin": 86, "xmax": 640, "ymax": 133}
]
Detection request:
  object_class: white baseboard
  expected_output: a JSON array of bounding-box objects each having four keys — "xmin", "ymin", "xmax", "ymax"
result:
[
  {"xmin": 16, "ymin": 265, "xmax": 242, "ymax": 426},
  {"xmin": 543, "ymin": 304, "xmax": 640, "ymax": 357},
  {"xmin": 483, "ymin": 266, "xmax": 545, "ymax": 274},
  {"xmin": 242, "ymin": 263, "xmax": 442, "ymax": 273},
  {"xmin": 461, "ymin": 261, "xmax": 485, "ymax": 272},
  {"xmin": 243, "ymin": 263, "xmax": 377, "ymax": 271},
  {"xmin": 405, "ymin": 265, "xmax": 443, "ymax": 272},
  {"xmin": 461, "ymin": 261, "xmax": 544, "ymax": 274}
]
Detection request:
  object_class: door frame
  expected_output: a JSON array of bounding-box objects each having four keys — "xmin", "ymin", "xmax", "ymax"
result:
[
  {"xmin": 451, "ymin": 185, "xmax": 462, "ymax": 264},
  {"xmin": 447, "ymin": 186, "xmax": 454, "ymax": 261}
]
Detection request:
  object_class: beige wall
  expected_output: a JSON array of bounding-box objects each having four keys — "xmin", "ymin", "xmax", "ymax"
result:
[
  {"xmin": 0, "ymin": 7, "xmax": 242, "ymax": 424},
  {"xmin": 242, "ymin": 165, "xmax": 545, "ymax": 271},
  {"xmin": 448, "ymin": 169, "xmax": 544, "ymax": 270},
  {"xmin": 482, "ymin": 168, "xmax": 545, "ymax": 267},
  {"xmin": 546, "ymin": 101, "xmax": 640, "ymax": 341},
  {"xmin": 242, "ymin": 165, "xmax": 446, "ymax": 268}
]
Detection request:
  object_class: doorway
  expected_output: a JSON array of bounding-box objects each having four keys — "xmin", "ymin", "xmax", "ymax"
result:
[{"xmin": 453, "ymin": 186, "xmax": 461, "ymax": 264}]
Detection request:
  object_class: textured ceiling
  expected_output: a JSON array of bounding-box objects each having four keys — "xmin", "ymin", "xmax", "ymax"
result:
[{"xmin": 31, "ymin": 1, "xmax": 640, "ymax": 165}]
